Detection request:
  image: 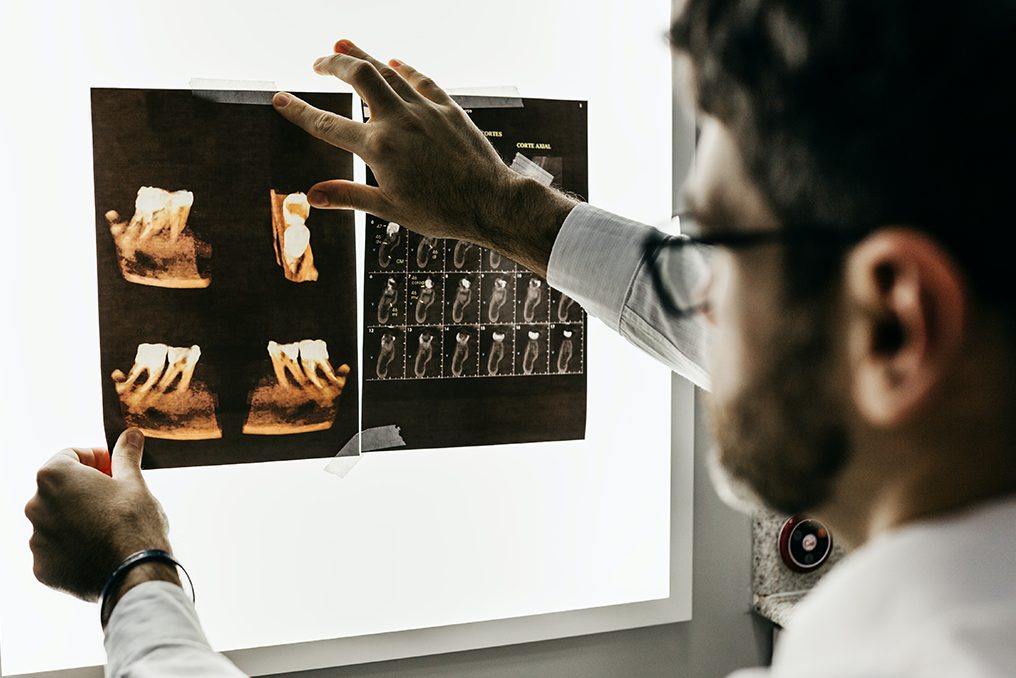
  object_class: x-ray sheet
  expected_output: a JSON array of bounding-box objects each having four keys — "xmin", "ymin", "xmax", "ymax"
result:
[
  {"xmin": 91, "ymin": 89, "xmax": 358, "ymax": 468},
  {"xmin": 363, "ymin": 98, "xmax": 588, "ymax": 450}
]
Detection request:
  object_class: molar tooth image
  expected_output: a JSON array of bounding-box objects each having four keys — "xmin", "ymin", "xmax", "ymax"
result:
[
  {"xmin": 415, "ymin": 277, "xmax": 436, "ymax": 323},
  {"xmin": 378, "ymin": 222, "xmax": 401, "ymax": 268},
  {"xmin": 243, "ymin": 339, "xmax": 350, "ymax": 435},
  {"xmin": 376, "ymin": 332, "xmax": 397, "ymax": 379},
  {"xmin": 522, "ymin": 331, "xmax": 541, "ymax": 375},
  {"xmin": 451, "ymin": 278, "xmax": 472, "ymax": 324},
  {"xmin": 416, "ymin": 235, "xmax": 437, "ymax": 268},
  {"xmin": 452, "ymin": 240, "xmax": 475, "ymax": 269},
  {"xmin": 487, "ymin": 331, "xmax": 506, "ymax": 375},
  {"xmin": 105, "ymin": 187, "xmax": 211, "ymax": 288},
  {"xmin": 270, "ymin": 190, "xmax": 318, "ymax": 283},
  {"xmin": 450, "ymin": 332, "xmax": 471, "ymax": 376},
  {"xmin": 489, "ymin": 249, "xmax": 502, "ymax": 269},
  {"xmin": 557, "ymin": 329, "xmax": 575, "ymax": 373},
  {"xmin": 111, "ymin": 343, "xmax": 221, "ymax": 440},
  {"xmin": 377, "ymin": 277, "xmax": 399, "ymax": 324},
  {"xmin": 488, "ymin": 278, "xmax": 508, "ymax": 322},
  {"xmin": 556, "ymin": 293, "xmax": 576, "ymax": 321},
  {"xmin": 522, "ymin": 278, "xmax": 544, "ymax": 322},
  {"xmin": 414, "ymin": 331, "xmax": 435, "ymax": 378}
]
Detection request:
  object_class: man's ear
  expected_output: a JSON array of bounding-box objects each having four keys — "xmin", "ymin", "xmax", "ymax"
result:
[{"xmin": 845, "ymin": 228, "xmax": 968, "ymax": 427}]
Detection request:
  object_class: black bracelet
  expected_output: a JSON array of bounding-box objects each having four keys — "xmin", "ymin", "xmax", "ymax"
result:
[{"xmin": 98, "ymin": 549, "xmax": 195, "ymax": 628}]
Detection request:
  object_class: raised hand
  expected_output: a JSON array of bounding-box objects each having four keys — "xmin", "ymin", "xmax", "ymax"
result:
[{"xmin": 272, "ymin": 39, "xmax": 576, "ymax": 276}]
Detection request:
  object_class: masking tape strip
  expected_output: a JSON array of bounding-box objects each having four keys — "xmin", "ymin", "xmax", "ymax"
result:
[
  {"xmin": 447, "ymin": 85, "xmax": 524, "ymax": 109},
  {"xmin": 189, "ymin": 78, "xmax": 277, "ymax": 105},
  {"xmin": 510, "ymin": 152, "xmax": 554, "ymax": 186},
  {"xmin": 324, "ymin": 424, "xmax": 405, "ymax": 478}
]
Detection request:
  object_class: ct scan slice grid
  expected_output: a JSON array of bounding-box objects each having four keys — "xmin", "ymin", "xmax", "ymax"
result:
[
  {"xmin": 362, "ymin": 98, "xmax": 588, "ymax": 450},
  {"xmin": 364, "ymin": 220, "xmax": 585, "ymax": 381}
]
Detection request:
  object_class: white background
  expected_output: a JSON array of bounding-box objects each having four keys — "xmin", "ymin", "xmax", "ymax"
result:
[{"xmin": 0, "ymin": 1, "xmax": 683, "ymax": 675}]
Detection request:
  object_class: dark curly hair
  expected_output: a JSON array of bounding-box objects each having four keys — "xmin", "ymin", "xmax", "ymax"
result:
[{"xmin": 670, "ymin": 0, "xmax": 1016, "ymax": 318}]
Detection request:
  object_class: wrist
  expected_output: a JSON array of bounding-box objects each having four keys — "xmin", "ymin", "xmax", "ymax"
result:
[
  {"xmin": 481, "ymin": 174, "xmax": 578, "ymax": 277},
  {"xmin": 100, "ymin": 551, "xmax": 184, "ymax": 629}
]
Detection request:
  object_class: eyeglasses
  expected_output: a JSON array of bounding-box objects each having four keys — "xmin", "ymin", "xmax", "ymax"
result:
[{"xmin": 643, "ymin": 212, "xmax": 874, "ymax": 318}]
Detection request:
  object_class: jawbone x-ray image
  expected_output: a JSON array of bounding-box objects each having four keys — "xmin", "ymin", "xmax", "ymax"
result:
[
  {"xmin": 362, "ymin": 98, "xmax": 588, "ymax": 451},
  {"xmin": 92, "ymin": 88, "xmax": 358, "ymax": 468}
]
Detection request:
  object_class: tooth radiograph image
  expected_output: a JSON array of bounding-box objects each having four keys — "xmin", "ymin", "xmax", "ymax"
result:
[
  {"xmin": 93, "ymin": 88, "xmax": 358, "ymax": 468},
  {"xmin": 105, "ymin": 186, "xmax": 211, "ymax": 288},
  {"xmin": 270, "ymin": 190, "xmax": 318, "ymax": 282},
  {"xmin": 362, "ymin": 98, "xmax": 586, "ymax": 450},
  {"xmin": 488, "ymin": 249, "xmax": 504, "ymax": 270},
  {"xmin": 111, "ymin": 342, "xmax": 221, "ymax": 440},
  {"xmin": 411, "ymin": 275, "xmax": 441, "ymax": 324},
  {"xmin": 444, "ymin": 327, "xmax": 478, "ymax": 377},
  {"xmin": 451, "ymin": 278, "xmax": 473, "ymax": 325},
  {"xmin": 452, "ymin": 240, "xmax": 480, "ymax": 269},
  {"xmin": 408, "ymin": 327, "xmax": 441, "ymax": 378},
  {"xmin": 378, "ymin": 277, "xmax": 399, "ymax": 324},
  {"xmin": 242, "ymin": 339, "xmax": 350, "ymax": 435},
  {"xmin": 378, "ymin": 222, "xmax": 402, "ymax": 268}
]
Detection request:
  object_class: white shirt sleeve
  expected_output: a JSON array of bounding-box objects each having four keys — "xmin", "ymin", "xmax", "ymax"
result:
[
  {"xmin": 546, "ymin": 202, "xmax": 712, "ymax": 390},
  {"xmin": 104, "ymin": 581, "xmax": 245, "ymax": 678}
]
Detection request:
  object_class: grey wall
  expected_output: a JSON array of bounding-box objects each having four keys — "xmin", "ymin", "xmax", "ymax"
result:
[{"xmin": 272, "ymin": 5, "xmax": 769, "ymax": 674}]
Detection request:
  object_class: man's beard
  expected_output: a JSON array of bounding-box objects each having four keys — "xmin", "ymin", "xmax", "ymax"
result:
[{"xmin": 707, "ymin": 294, "xmax": 852, "ymax": 516}]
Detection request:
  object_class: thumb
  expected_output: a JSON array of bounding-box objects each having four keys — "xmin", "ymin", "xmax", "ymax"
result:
[{"xmin": 111, "ymin": 428, "xmax": 145, "ymax": 481}]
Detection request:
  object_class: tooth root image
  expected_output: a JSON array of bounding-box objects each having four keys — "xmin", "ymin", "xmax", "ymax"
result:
[
  {"xmin": 416, "ymin": 236, "xmax": 437, "ymax": 268},
  {"xmin": 557, "ymin": 330, "xmax": 575, "ymax": 373},
  {"xmin": 415, "ymin": 277, "xmax": 436, "ymax": 323},
  {"xmin": 377, "ymin": 277, "xmax": 399, "ymax": 324},
  {"xmin": 450, "ymin": 332, "xmax": 471, "ymax": 376},
  {"xmin": 106, "ymin": 186, "xmax": 211, "ymax": 288},
  {"xmin": 377, "ymin": 222, "xmax": 402, "ymax": 268},
  {"xmin": 523, "ymin": 278, "xmax": 544, "ymax": 322},
  {"xmin": 522, "ymin": 331, "xmax": 541, "ymax": 375},
  {"xmin": 489, "ymin": 250, "xmax": 502, "ymax": 269},
  {"xmin": 487, "ymin": 331, "xmax": 506, "ymax": 375},
  {"xmin": 414, "ymin": 332, "xmax": 435, "ymax": 378},
  {"xmin": 270, "ymin": 190, "xmax": 319, "ymax": 283},
  {"xmin": 376, "ymin": 333, "xmax": 397, "ymax": 379},
  {"xmin": 110, "ymin": 343, "xmax": 221, "ymax": 440},
  {"xmin": 451, "ymin": 278, "xmax": 472, "ymax": 324},
  {"xmin": 243, "ymin": 339, "xmax": 350, "ymax": 435},
  {"xmin": 557, "ymin": 293, "xmax": 576, "ymax": 322},
  {"xmin": 452, "ymin": 240, "xmax": 475, "ymax": 269},
  {"xmin": 487, "ymin": 277, "xmax": 508, "ymax": 322}
]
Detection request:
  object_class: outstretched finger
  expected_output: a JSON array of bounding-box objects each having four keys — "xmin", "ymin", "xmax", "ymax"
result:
[
  {"xmin": 332, "ymin": 39, "xmax": 424, "ymax": 105},
  {"xmin": 313, "ymin": 52, "xmax": 403, "ymax": 116},
  {"xmin": 387, "ymin": 59, "xmax": 452, "ymax": 106},
  {"xmin": 273, "ymin": 93, "xmax": 367, "ymax": 155}
]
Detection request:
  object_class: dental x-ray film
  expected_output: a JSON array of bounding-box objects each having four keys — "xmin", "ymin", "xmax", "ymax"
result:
[
  {"xmin": 91, "ymin": 88, "xmax": 358, "ymax": 468},
  {"xmin": 362, "ymin": 98, "xmax": 589, "ymax": 450}
]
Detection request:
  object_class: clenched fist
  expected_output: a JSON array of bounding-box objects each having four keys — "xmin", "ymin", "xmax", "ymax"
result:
[{"xmin": 25, "ymin": 429, "xmax": 175, "ymax": 602}]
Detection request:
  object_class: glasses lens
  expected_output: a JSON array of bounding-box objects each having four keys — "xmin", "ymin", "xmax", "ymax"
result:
[{"xmin": 658, "ymin": 238, "xmax": 713, "ymax": 314}]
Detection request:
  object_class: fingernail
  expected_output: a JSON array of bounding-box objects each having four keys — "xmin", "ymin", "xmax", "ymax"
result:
[
  {"xmin": 390, "ymin": 58, "xmax": 402, "ymax": 68},
  {"xmin": 335, "ymin": 39, "xmax": 354, "ymax": 53},
  {"xmin": 308, "ymin": 190, "xmax": 329, "ymax": 207},
  {"xmin": 273, "ymin": 92, "xmax": 292, "ymax": 108},
  {"xmin": 126, "ymin": 428, "xmax": 144, "ymax": 448}
]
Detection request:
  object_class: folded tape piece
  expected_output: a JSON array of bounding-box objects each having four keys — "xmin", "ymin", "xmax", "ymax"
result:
[
  {"xmin": 509, "ymin": 152, "xmax": 554, "ymax": 187},
  {"xmin": 189, "ymin": 78, "xmax": 278, "ymax": 105},
  {"xmin": 324, "ymin": 424, "xmax": 405, "ymax": 478}
]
